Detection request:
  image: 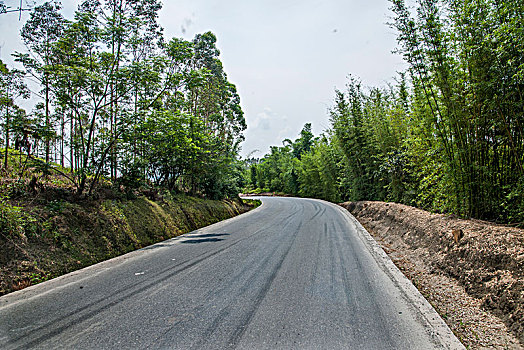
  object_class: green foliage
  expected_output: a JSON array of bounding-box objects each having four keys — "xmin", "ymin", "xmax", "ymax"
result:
[
  {"xmin": 297, "ymin": 137, "xmax": 341, "ymax": 202},
  {"xmin": 388, "ymin": 0, "xmax": 524, "ymax": 221},
  {"xmin": 0, "ymin": 59, "xmax": 30, "ymax": 170},
  {"xmin": 3, "ymin": 0, "xmax": 523, "ymax": 223},
  {"xmin": 244, "ymin": 124, "xmax": 340, "ymax": 202},
  {"xmin": 245, "ymin": 0, "xmax": 523, "ymax": 222},
  {"xmin": 241, "ymin": 198, "xmax": 261, "ymax": 208},
  {"xmin": 1, "ymin": 192, "xmax": 253, "ymax": 295},
  {"xmin": 249, "ymin": 3, "xmax": 524, "ymax": 224},
  {"xmin": 3, "ymin": 1, "xmax": 246, "ymax": 200},
  {"xmin": 501, "ymin": 176, "xmax": 524, "ymax": 224},
  {"xmin": 0, "ymin": 196, "xmax": 38, "ymax": 238},
  {"xmin": 0, "ymin": 197, "xmax": 24, "ymax": 237}
]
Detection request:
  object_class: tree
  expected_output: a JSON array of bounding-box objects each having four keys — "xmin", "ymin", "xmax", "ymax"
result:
[
  {"xmin": 15, "ymin": 1, "xmax": 66, "ymax": 164},
  {"xmin": 292, "ymin": 123, "xmax": 314, "ymax": 159},
  {"xmin": 389, "ymin": 0, "xmax": 524, "ymax": 219},
  {"xmin": 0, "ymin": 60, "xmax": 29, "ymax": 170},
  {"xmin": 4, "ymin": 1, "xmax": 247, "ymax": 200}
]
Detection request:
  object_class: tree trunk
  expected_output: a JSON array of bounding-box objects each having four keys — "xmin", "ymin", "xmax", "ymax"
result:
[
  {"xmin": 45, "ymin": 74, "xmax": 50, "ymax": 164},
  {"xmin": 3, "ymin": 102, "xmax": 9, "ymax": 170}
]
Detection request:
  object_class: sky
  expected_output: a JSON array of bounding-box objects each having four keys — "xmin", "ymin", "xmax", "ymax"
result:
[{"xmin": 0, "ymin": 0, "xmax": 406, "ymax": 158}]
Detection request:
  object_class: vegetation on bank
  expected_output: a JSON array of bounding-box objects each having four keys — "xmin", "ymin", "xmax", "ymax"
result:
[
  {"xmin": 0, "ymin": 142, "xmax": 256, "ymax": 296},
  {"xmin": 246, "ymin": 0, "xmax": 524, "ymax": 225},
  {"xmin": 0, "ymin": 171, "xmax": 254, "ymax": 296}
]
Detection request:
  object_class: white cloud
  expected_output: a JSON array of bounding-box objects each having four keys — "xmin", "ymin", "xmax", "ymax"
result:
[{"xmin": 241, "ymin": 107, "xmax": 298, "ymax": 156}]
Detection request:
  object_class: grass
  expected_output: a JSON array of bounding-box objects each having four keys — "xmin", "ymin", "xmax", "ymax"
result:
[
  {"xmin": 0, "ymin": 148, "xmax": 256, "ymax": 296},
  {"xmin": 1, "ymin": 193, "xmax": 253, "ymax": 296}
]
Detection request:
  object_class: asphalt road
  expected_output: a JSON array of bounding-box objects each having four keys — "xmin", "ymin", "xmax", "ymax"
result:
[{"xmin": 0, "ymin": 197, "xmax": 464, "ymax": 349}]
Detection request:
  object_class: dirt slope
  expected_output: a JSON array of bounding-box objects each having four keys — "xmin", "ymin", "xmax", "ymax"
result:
[{"xmin": 341, "ymin": 201, "xmax": 523, "ymax": 349}]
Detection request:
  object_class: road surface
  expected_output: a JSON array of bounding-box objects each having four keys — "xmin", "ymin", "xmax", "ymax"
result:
[{"xmin": 0, "ymin": 197, "xmax": 464, "ymax": 349}]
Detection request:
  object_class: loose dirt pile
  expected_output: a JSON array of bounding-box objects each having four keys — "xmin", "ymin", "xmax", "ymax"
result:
[{"xmin": 341, "ymin": 201, "xmax": 523, "ymax": 349}]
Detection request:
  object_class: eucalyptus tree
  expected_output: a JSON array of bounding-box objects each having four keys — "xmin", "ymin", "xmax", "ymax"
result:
[
  {"xmin": 14, "ymin": 1, "xmax": 66, "ymax": 164},
  {"xmin": 5, "ymin": 0, "xmax": 248, "ymax": 200},
  {"xmin": 98, "ymin": 0, "xmax": 163, "ymax": 179},
  {"xmin": 161, "ymin": 31, "xmax": 247, "ymax": 196},
  {"xmin": 43, "ymin": 0, "xmax": 165, "ymax": 194},
  {"xmin": 46, "ymin": 0, "xmax": 127, "ymax": 193},
  {"xmin": 120, "ymin": 36, "xmax": 193, "ymax": 180},
  {"xmin": 189, "ymin": 32, "xmax": 246, "ymax": 145},
  {"xmin": 0, "ymin": 60, "xmax": 29, "ymax": 169}
]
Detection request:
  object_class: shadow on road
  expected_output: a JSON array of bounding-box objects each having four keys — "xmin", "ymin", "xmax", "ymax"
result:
[
  {"xmin": 140, "ymin": 243, "xmax": 174, "ymax": 251},
  {"xmin": 139, "ymin": 233, "xmax": 230, "ymax": 249},
  {"xmin": 186, "ymin": 233, "xmax": 230, "ymax": 239},
  {"xmin": 181, "ymin": 238, "xmax": 225, "ymax": 244}
]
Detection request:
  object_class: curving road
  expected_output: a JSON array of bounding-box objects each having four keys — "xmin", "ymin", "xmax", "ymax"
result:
[{"xmin": 0, "ymin": 197, "xmax": 464, "ymax": 349}]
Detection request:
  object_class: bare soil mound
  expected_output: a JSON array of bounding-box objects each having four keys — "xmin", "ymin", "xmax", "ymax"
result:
[{"xmin": 341, "ymin": 201, "xmax": 523, "ymax": 347}]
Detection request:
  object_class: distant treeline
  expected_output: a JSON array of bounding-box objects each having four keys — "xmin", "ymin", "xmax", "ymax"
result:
[
  {"xmin": 0, "ymin": 0, "xmax": 246, "ymax": 198},
  {"xmin": 247, "ymin": 0, "xmax": 524, "ymax": 223}
]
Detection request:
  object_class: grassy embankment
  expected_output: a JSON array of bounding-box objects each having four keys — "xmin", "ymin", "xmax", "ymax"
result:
[{"xmin": 0, "ymin": 149, "xmax": 258, "ymax": 296}]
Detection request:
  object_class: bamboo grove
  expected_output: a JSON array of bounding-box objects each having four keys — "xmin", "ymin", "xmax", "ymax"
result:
[
  {"xmin": 0, "ymin": 0, "xmax": 246, "ymax": 198},
  {"xmin": 247, "ymin": 0, "xmax": 524, "ymax": 223}
]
